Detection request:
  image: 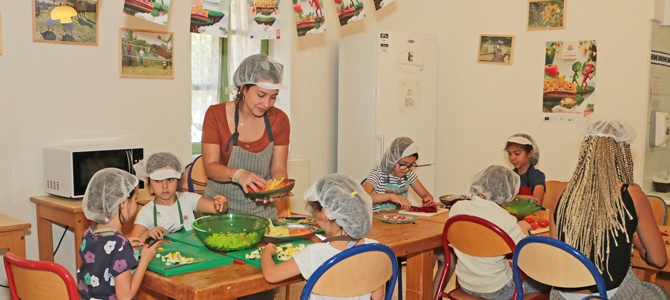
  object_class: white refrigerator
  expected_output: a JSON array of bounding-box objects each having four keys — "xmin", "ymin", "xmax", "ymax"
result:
[{"xmin": 337, "ymin": 31, "xmax": 438, "ymax": 206}]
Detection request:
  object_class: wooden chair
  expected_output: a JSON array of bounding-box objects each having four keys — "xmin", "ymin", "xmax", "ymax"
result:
[
  {"xmin": 3, "ymin": 251, "xmax": 80, "ymax": 300},
  {"xmin": 434, "ymin": 215, "xmax": 546, "ymax": 300},
  {"xmin": 542, "ymin": 180, "xmax": 561, "ymax": 210},
  {"xmin": 647, "ymin": 195, "xmax": 667, "ymax": 226},
  {"xmin": 179, "ymin": 155, "xmax": 208, "ymax": 196},
  {"xmin": 513, "ymin": 236, "xmax": 608, "ymax": 300},
  {"xmin": 300, "ymin": 243, "xmax": 398, "ymax": 300}
]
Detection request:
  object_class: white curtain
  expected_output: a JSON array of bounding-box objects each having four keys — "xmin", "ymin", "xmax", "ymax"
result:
[{"xmin": 227, "ymin": 0, "xmax": 262, "ymax": 101}]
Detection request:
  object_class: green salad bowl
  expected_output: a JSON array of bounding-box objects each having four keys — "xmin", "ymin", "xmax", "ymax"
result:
[{"xmin": 192, "ymin": 214, "xmax": 269, "ymax": 252}]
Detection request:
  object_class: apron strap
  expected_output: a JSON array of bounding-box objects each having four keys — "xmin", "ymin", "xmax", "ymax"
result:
[
  {"xmin": 224, "ymin": 107, "xmax": 274, "ymax": 152},
  {"xmin": 321, "ymin": 235, "xmax": 361, "ymax": 249},
  {"xmin": 153, "ymin": 195, "xmax": 184, "ymax": 228}
]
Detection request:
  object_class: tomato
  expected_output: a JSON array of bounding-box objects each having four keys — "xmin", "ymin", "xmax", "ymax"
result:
[
  {"xmin": 538, "ymin": 219, "xmax": 549, "ymax": 228},
  {"xmin": 524, "ymin": 216, "xmax": 535, "ymax": 224},
  {"xmin": 530, "ymin": 223, "xmax": 538, "ymax": 230}
]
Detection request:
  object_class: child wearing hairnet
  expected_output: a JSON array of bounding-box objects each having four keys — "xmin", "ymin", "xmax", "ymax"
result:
[
  {"xmin": 260, "ymin": 174, "xmax": 385, "ymax": 300},
  {"xmin": 77, "ymin": 168, "xmax": 160, "ymax": 300},
  {"xmin": 129, "ymin": 152, "xmax": 227, "ymax": 241},
  {"xmin": 449, "ymin": 165, "xmax": 549, "ymax": 300},
  {"xmin": 362, "ymin": 136, "xmax": 436, "ymax": 212},
  {"xmin": 504, "ymin": 133, "xmax": 546, "ymax": 203}
]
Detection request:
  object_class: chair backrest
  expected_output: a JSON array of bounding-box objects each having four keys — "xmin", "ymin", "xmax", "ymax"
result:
[
  {"xmin": 300, "ymin": 243, "xmax": 398, "ymax": 300},
  {"xmin": 647, "ymin": 195, "xmax": 667, "ymax": 226},
  {"xmin": 179, "ymin": 155, "xmax": 207, "ymax": 195},
  {"xmin": 542, "ymin": 180, "xmax": 561, "ymax": 210},
  {"xmin": 513, "ymin": 236, "xmax": 608, "ymax": 300},
  {"xmin": 3, "ymin": 251, "xmax": 80, "ymax": 300}
]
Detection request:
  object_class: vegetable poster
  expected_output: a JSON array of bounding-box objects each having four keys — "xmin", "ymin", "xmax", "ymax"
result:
[
  {"xmin": 334, "ymin": 0, "xmax": 365, "ymax": 26},
  {"xmin": 123, "ymin": 0, "xmax": 171, "ymax": 26},
  {"xmin": 293, "ymin": 0, "xmax": 326, "ymax": 36},
  {"xmin": 248, "ymin": 0, "xmax": 281, "ymax": 39},
  {"xmin": 190, "ymin": 0, "xmax": 230, "ymax": 37},
  {"xmin": 373, "ymin": 0, "xmax": 394, "ymax": 11},
  {"xmin": 542, "ymin": 40, "xmax": 597, "ymax": 122}
]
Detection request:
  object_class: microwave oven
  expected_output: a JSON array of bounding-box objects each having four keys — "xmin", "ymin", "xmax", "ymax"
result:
[{"xmin": 43, "ymin": 145, "xmax": 144, "ymax": 198}]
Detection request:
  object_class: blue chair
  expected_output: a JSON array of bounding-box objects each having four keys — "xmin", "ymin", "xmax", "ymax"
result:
[
  {"xmin": 647, "ymin": 195, "xmax": 667, "ymax": 225},
  {"xmin": 513, "ymin": 236, "xmax": 608, "ymax": 300},
  {"xmin": 300, "ymin": 243, "xmax": 399, "ymax": 300}
]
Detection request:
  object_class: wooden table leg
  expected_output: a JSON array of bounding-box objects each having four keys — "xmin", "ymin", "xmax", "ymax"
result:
[
  {"xmin": 73, "ymin": 212, "xmax": 93, "ymax": 268},
  {"xmin": 36, "ymin": 205, "xmax": 55, "ymax": 262},
  {"xmin": 405, "ymin": 249, "xmax": 435, "ymax": 300},
  {"xmin": 9, "ymin": 230, "xmax": 27, "ymax": 258}
]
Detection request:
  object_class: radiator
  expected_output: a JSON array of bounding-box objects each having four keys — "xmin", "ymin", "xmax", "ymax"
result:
[{"xmin": 286, "ymin": 159, "xmax": 311, "ymax": 216}]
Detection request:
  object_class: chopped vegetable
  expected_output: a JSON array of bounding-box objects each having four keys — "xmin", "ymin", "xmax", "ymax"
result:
[
  {"xmin": 381, "ymin": 215, "xmax": 413, "ymax": 221},
  {"xmin": 245, "ymin": 243, "xmax": 307, "ymax": 261},
  {"xmin": 159, "ymin": 252, "xmax": 194, "ymax": 266}
]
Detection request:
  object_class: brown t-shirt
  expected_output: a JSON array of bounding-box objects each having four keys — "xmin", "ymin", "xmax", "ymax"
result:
[{"xmin": 201, "ymin": 103, "xmax": 290, "ymax": 165}]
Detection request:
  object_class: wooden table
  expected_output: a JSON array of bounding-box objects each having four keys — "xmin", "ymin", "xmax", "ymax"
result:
[
  {"xmin": 140, "ymin": 216, "xmax": 445, "ymax": 300},
  {"xmin": 0, "ymin": 214, "xmax": 31, "ymax": 258},
  {"xmin": 632, "ymin": 225, "xmax": 670, "ymax": 282},
  {"xmin": 30, "ymin": 190, "xmax": 152, "ymax": 267}
]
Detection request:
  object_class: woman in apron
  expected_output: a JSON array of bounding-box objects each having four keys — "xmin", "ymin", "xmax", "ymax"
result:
[
  {"xmin": 504, "ymin": 133, "xmax": 546, "ymax": 203},
  {"xmin": 201, "ymin": 53, "xmax": 291, "ymax": 224}
]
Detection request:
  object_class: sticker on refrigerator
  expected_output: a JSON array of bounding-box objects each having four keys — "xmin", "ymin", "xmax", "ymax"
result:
[
  {"xmin": 398, "ymin": 51, "xmax": 424, "ymax": 74},
  {"xmin": 380, "ymin": 43, "xmax": 389, "ymax": 53},
  {"xmin": 380, "ymin": 33, "xmax": 389, "ymax": 43},
  {"xmin": 399, "ymin": 79, "xmax": 421, "ymax": 115}
]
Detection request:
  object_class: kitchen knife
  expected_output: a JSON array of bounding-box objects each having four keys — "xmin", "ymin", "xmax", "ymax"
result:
[{"xmin": 161, "ymin": 259, "xmax": 208, "ymax": 270}]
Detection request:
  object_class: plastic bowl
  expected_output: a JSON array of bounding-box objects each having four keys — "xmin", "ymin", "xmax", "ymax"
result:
[
  {"xmin": 504, "ymin": 197, "xmax": 538, "ymax": 220},
  {"xmin": 439, "ymin": 194, "xmax": 470, "ymax": 208},
  {"xmin": 192, "ymin": 214, "xmax": 269, "ymax": 252},
  {"xmin": 263, "ymin": 224, "xmax": 317, "ymax": 243}
]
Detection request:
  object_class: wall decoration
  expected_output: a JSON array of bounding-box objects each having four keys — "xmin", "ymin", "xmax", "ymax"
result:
[
  {"xmin": 248, "ymin": 0, "xmax": 281, "ymax": 39},
  {"xmin": 527, "ymin": 0, "xmax": 565, "ymax": 31},
  {"xmin": 33, "ymin": 0, "xmax": 98, "ymax": 45},
  {"xmin": 293, "ymin": 0, "xmax": 325, "ymax": 36},
  {"xmin": 477, "ymin": 34, "xmax": 514, "ymax": 65},
  {"xmin": 123, "ymin": 0, "xmax": 171, "ymax": 26},
  {"xmin": 191, "ymin": 0, "xmax": 230, "ymax": 37},
  {"xmin": 120, "ymin": 28, "xmax": 174, "ymax": 79},
  {"xmin": 0, "ymin": 14, "xmax": 3, "ymax": 55},
  {"xmin": 373, "ymin": 0, "xmax": 394, "ymax": 10},
  {"xmin": 334, "ymin": 0, "xmax": 365, "ymax": 26},
  {"xmin": 542, "ymin": 40, "xmax": 597, "ymax": 122}
]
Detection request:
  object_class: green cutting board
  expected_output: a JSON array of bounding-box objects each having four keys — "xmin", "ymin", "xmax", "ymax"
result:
[
  {"xmin": 274, "ymin": 219, "xmax": 325, "ymax": 234},
  {"xmin": 165, "ymin": 230, "xmax": 206, "ymax": 249},
  {"xmin": 226, "ymin": 240, "xmax": 313, "ymax": 267},
  {"xmin": 143, "ymin": 241, "xmax": 233, "ymax": 276}
]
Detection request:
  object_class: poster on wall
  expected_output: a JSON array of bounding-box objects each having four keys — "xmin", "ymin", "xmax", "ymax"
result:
[
  {"xmin": 373, "ymin": 0, "xmax": 394, "ymax": 10},
  {"xmin": 334, "ymin": 0, "xmax": 365, "ymax": 26},
  {"xmin": 191, "ymin": 0, "xmax": 230, "ymax": 37},
  {"xmin": 293, "ymin": 0, "xmax": 325, "ymax": 36},
  {"xmin": 542, "ymin": 40, "xmax": 597, "ymax": 122},
  {"xmin": 527, "ymin": 0, "xmax": 565, "ymax": 31},
  {"xmin": 248, "ymin": 0, "xmax": 281, "ymax": 39},
  {"xmin": 33, "ymin": 0, "xmax": 98, "ymax": 45},
  {"xmin": 123, "ymin": 0, "xmax": 171, "ymax": 26},
  {"xmin": 120, "ymin": 28, "xmax": 174, "ymax": 79},
  {"xmin": 477, "ymin": 35, "xmax": 514, "ymax": 65}
]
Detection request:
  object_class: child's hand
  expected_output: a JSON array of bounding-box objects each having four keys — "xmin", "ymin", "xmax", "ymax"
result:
[
  {"xmin": 422, "ymin": 198, "xmax": 437, "ymax": 208},
  {"xmin": 262, "ymin": 243, "xmax": 278, "ymax": 256},
  {"xmin": 147, "ymin": 226, "xmax": 167, "ymax": 240},
  {"xmin": 139, "ymin": 240, "xmax": 160, "ymax": 265},
  {"xmin": 128, "ymin": 237, "xmax": 144, "ymax": 248},
  {"xmin": 517, "ymin": 220, "xmax": 532, "ymax": 236},
  {"xmin": 213, "ymin": 195, "xmax": 228, "ymax": 212},
  {"xmin": 391, "ymin": 195, "xmax": 412, "ymax": 210}
]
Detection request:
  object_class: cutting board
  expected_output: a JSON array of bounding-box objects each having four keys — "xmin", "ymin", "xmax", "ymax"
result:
[
  {"xmin": 143, "ymin": 241, "xmax": 233, "ymax": 276},
  {"xmin": 274, "ymin": 219, "xmax": 325, "ymax": 234},
  {"xmin": 227, "ymin": 240, "xmax": 313, "ymax": 267},
  {"xmin": 165, "ymin": 230, "xmax": 206, "ymax": 249},
  {"xmin": 398, "ymin": 208, "xmax": 449, "ymax": 217}
]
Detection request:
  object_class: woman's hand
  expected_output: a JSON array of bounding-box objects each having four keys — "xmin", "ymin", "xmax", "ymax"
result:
[
  {"xmin": 233, "ymin": 169, "xmax": 268, "ymax": 192},
  {"xmin": 213, "ymin": 195, "xmax": 227, "ymax": 212},
  {"xmin": 255, "ymin": 192, "xmax": 294, "ymax": 204},
  {"xmin": 391, "ymin": 195, "xmax": 412, "ymax": 210},
  {"xmin": 147, "ymin": 226, "xmax": 167, "ymax": 240}
]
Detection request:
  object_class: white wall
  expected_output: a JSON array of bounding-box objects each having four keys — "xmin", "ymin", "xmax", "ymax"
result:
[{"xmin": 0, "ymin": 2, "xmax": 192, "ymax": 298}]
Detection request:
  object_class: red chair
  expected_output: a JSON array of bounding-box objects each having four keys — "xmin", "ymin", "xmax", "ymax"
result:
[
  {"xmin": 3, "ymin": 251, "xmax": 80, "ymax": 300},
  {"xmin": 434, "ymin": 215, "xmax": 546, "ymax": 300}
]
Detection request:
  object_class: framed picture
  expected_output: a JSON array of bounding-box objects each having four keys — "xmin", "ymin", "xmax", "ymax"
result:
[
  {"xmin": 527, "ymin": 0, "xmax": 566, "ymax": 31},
  {"xmin": 123, "ymin": 0, "xmax": 171, "ymax": 26},
  {"xmin": 32, "ymin": 0, "xmax": 98, "ymax": 45},
  {"xmin": 477, "ymin": 34, "xmax": 514, "ymax": 65},
  {"xmin": 120, "ymin": 28, "xmax": 174, "ymax": 79}
]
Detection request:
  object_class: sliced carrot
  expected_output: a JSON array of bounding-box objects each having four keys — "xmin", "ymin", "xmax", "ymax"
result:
[{"xmin": 288, "ymin": 229, "xmax": 314, "ymax": 236}]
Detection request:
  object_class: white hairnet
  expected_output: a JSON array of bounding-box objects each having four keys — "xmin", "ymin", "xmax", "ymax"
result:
[
  {"xmin": 232, "ymin": 54, "xmax": 286, "ymax": 91},
  {"xmin": 304, "ymin": 174, "xmax": 373, "ymax": 239},
  {"xmin": 134, "ymin": 152, "xmax": 183, "ymax": 181},
  {"xmin": 470, "ymin": 165, "xmax": 520, "ymax": 205},
  {"xmin": 381, "ymin": 137, "xmax": 418, "ymax": 174},
  {"xmin": 582, "ymin": 116, "xmax": 637, "ymax": 144},
  {"xmin": 83, "ymin": 168, "xmax": 139, "ymax": 224},
  {"xmin": 506, "ymin": 133, "xmax": 540, "ymax": 166}
]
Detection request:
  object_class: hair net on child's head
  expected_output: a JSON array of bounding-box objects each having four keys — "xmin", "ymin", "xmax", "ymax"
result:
[
  {"xmin": 304, "ymin": 174, "xmax": 373, "ymax": 239},
  {"xmin": 83, "ymin": 168, "xmax": 139, "ymax": 224},
  {"xmin": 582, "ymin": 116, "xmax": 637, "ymax": 144},
  {"xmin": 232, "ymin": 54, "xmax": 286, "ymax": 92},
  {"xmin": 470, "ymin": 165, "xmax": 520, "ymax": 205},
  {"xmin": 506, "ymin": 133, "xmax": 540, "ymax": 166},
  {"xmin": 133, "ymin": 152, "xmax": 183, "ymax": 182},
  {"xmin": 381, "ymin": 137, "xmax": 419, "ymax": 174}
]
